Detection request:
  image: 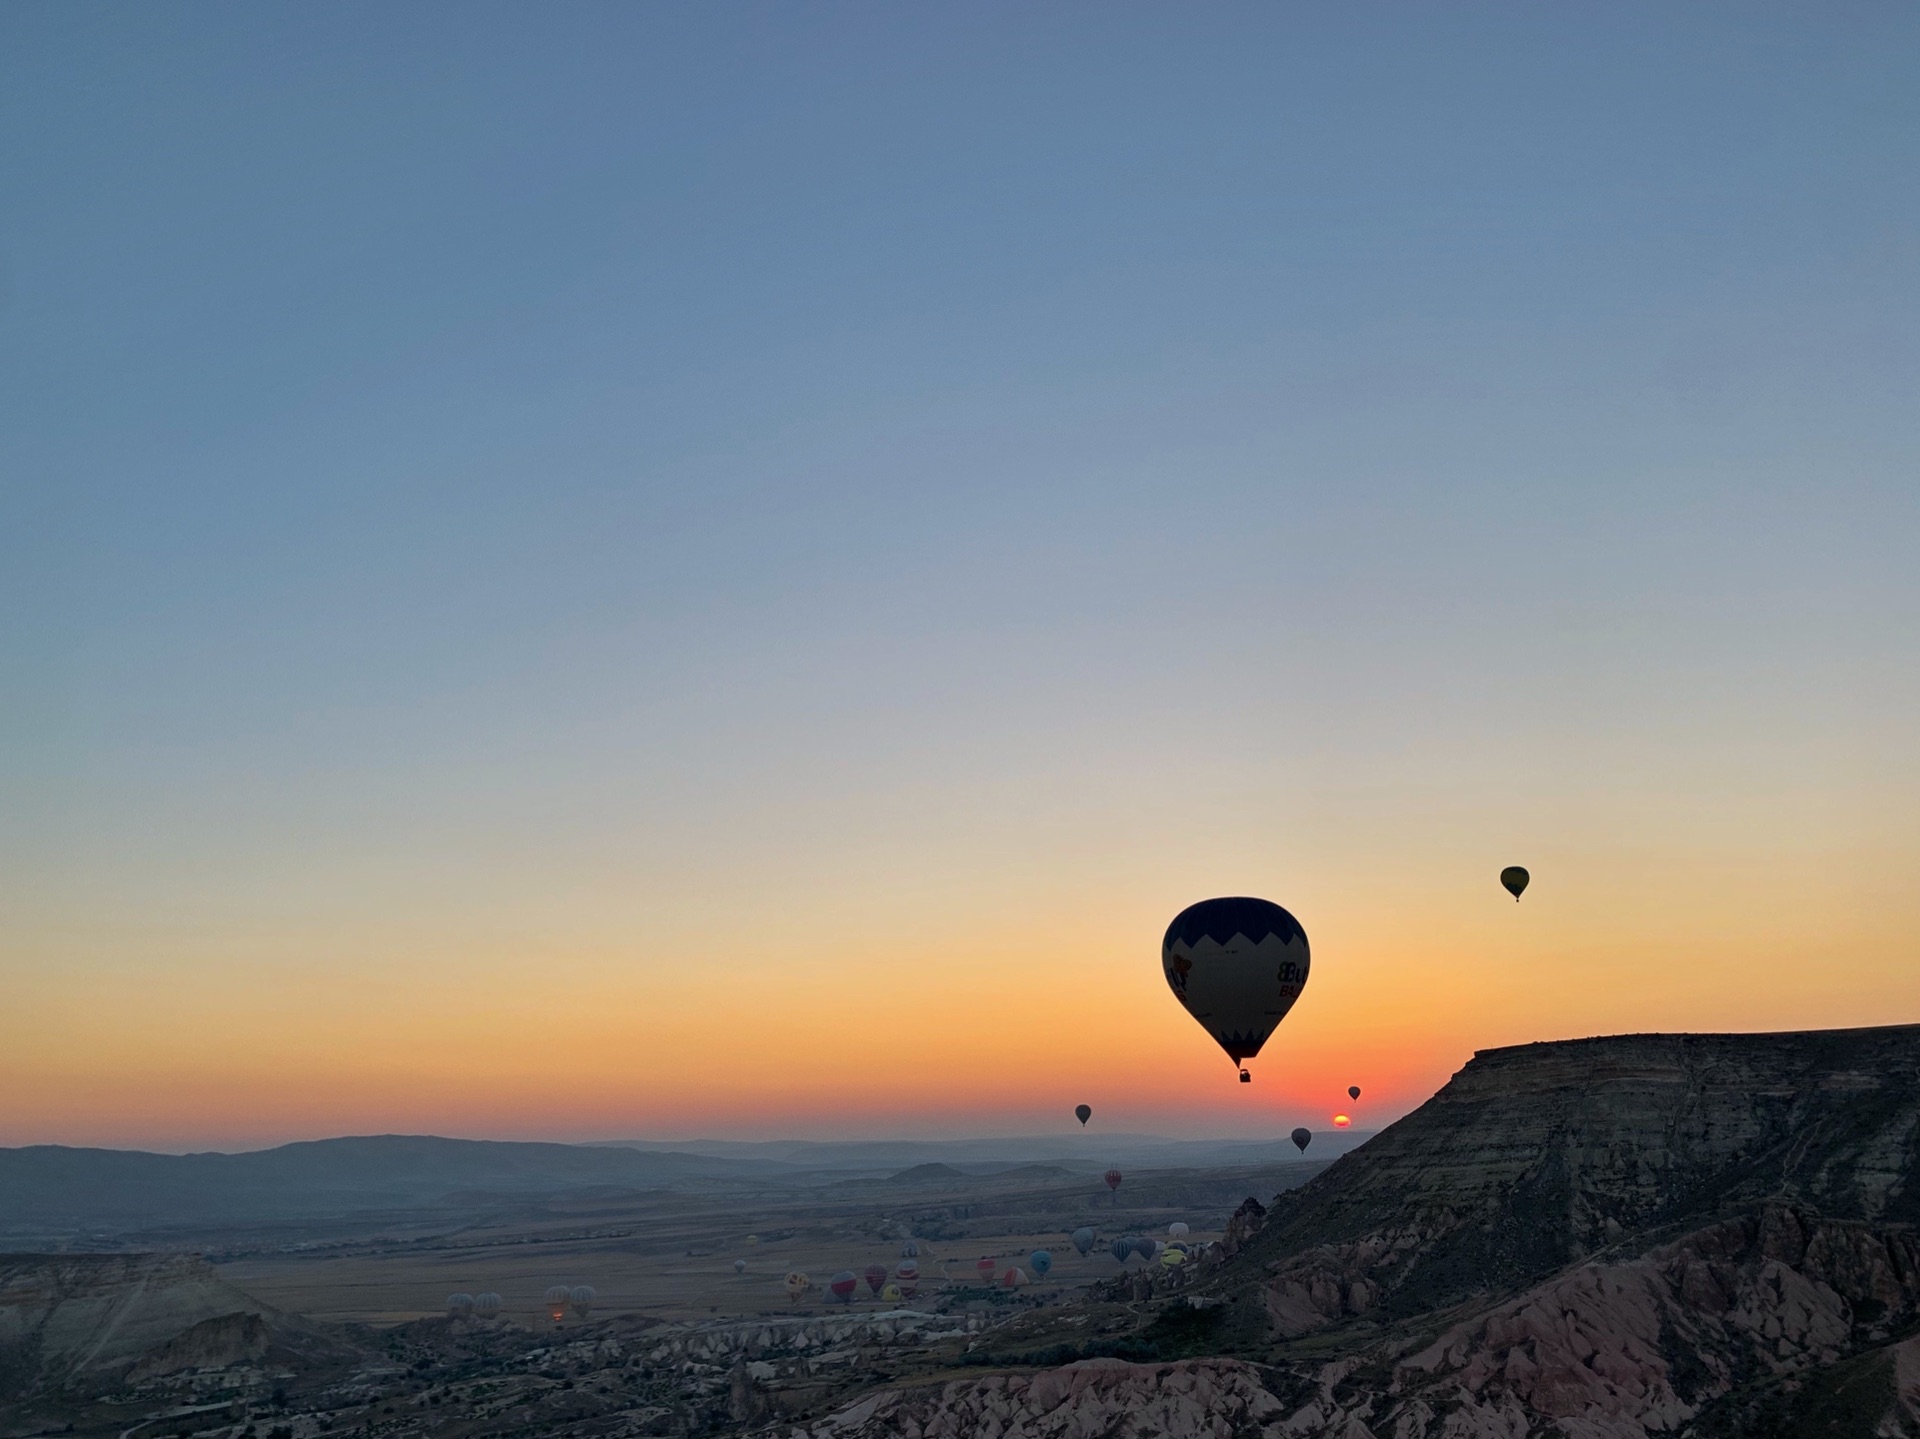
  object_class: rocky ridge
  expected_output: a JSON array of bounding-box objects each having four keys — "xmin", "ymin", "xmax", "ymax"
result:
[{"xmin": 801, "ymin": 1023, "xmax": 1920, "ymax": 1439}]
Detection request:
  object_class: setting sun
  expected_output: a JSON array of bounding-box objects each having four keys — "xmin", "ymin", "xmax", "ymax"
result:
[{"xmin": 1332, "ymin": 1114, "xmax": 1352, "ymax": 1128}]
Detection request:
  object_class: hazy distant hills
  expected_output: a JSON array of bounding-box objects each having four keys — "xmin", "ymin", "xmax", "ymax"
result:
[
  {"xmin": 0, "ymin": 1129, "xmax": 1369, "ymax": 1246},
  {"xmin": 0, "ymin": 1135, "xmax": 800, "ymax": 1243},
  {"xmin": 591, "ymin": 1131, "xmax": 1374, "ymax": 1172}
]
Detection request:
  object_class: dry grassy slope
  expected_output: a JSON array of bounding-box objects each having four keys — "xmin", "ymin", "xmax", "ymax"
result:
[{"xmin": 1234, "ymin": 1023, "xmax": 1920, "ymax": 1325}]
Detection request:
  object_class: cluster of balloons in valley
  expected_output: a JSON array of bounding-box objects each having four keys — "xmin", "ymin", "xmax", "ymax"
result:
[
  {"xmin": 443, "ymin": 869, "xmax": 1533, "ymax": 1321},
  {"xmin": 443, "ymin": 1285, "xmax": 593, "ymax": 1324}
]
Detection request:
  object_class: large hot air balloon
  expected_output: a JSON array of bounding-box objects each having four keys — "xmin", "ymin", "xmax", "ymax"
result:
[
  {"xmin": 864, "ymin": 1264, "xmax": 887, "ymax": 1296},
  {"xmin": 785, "ymin": 1271, "xmax": 811, "ymax": 1301},
  {"xmin": 568, "ymin": 1285, "xmax": 596, "ymax": 1319},
  {"xmin": 829, "ymin": 1271, "xmax": 858, "ymax": 1304},
  {"xmin": 1104, "ymin": 1169, "xmax": 1123, "ymax": 1192},
  {"xmin": 1291, "ymin": 1127, "xmax": 1312, "ymax": 1153},
  {"xmin": 1349, "ymin": 1085, "xmax": 1361, "ymax": 1101},
  {"xmin": 1072, "ymin": 1226, "xmax": 1096, "ymax": 1256},
  {"xmin": 1163, "ymin": 897, "xmax": 1310, "ymax": 1081},
  {"xmin": 1168, "ymin": 1222, "xmax": 1189, "ymax": 1239},
  {"xmin": 733, "ymin": 1259, "xmax": 747, "ymax": 1274},
  {"xmin": 1075, "ymin": 1104, "xmax": 1092, "ymax": 1126},
  {"xmin": 446, "ymin": 1293, "xmax": 475, "ymax": 1318},
  {"xmin": 1110, "ymin": 1237, "xmax": 1133, "ymax": 1262},
  {"xmin": 543, "ymin": 1285, "xmax": 571, "ymax": 1323},
  {"xmin": 474, "ymin": 1292, "xmax": 501, "ymax": 1318},
  {"xmin": 1501, "ymin": 866, "xmax": 1530, "ymax": 901},
  {"xmin": 1029, "ymin": 1250, "xmax": 1053, "ymax": 1278},
  {"xmin": 975, "ymin": 1256, "xmax": 997, "ymax": 1284}
]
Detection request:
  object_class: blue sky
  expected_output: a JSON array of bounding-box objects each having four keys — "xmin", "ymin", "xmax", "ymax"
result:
[{"xmin": 3, "ymin": 3, "xmax": 1917, "ymax": 1146}]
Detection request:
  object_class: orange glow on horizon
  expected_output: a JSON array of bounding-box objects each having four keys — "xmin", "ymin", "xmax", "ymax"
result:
[{"xmin": 5, "ymin": 819, "xmax": 1917, "ymax": 1150}]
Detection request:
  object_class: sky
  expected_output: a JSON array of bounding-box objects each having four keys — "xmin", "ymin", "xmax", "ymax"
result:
[{"xmin": 3, "ymin": 3, "xmax": 1917, "ymax": 1153}]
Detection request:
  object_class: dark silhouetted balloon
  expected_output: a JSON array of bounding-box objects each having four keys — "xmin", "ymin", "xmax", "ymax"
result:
[
  {"xmin": 1029, "ymin": 1249, "xmax": 1053, "ymax": 1278},
  {"xmin": 1501, "ymin": 866, "xmax": 1530, "ymax": 901},
  {"xmin": 733, "ymin": 1259, "xmax": 747, "ymax": 1274},
  {"xmin": 1291, "ymin": 1127, "xmax": 1312, "ymax": 1153},
  {"xmin": 1104, "ymin": 1169, "xmax": 1123, "ymax": 1191},
  {"xmin": 1075, "ymin": 1104, "xmax": 1092, "ymax": 1126},
  {"xmin": 864, "ymin": 1264, "xmax": 887, "ymax": 1295},
  {"xmin": 1163, "ymin": 898, "xmax": 1310, "ymax": 1079},
  {"xmin": 1133, "ymin": 1236, "xmax": 1158, "ymax": 1260},
  {"xmin": 1072, "ymin": 1226, "xmax": 1096, "ymax": 1256},
  {"xmin": 1349, "ymin": 1085, "xmax": 1361, "ymax": 1101},
  {"xmin": 1110, "ymin": 1237, "xmax": 1132, "ymax": 1262}
]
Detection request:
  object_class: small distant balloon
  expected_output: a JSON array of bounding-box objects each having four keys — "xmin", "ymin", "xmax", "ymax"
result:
[
  {"xmin": 733, "ymin": 1259, "xmax": 747, "ymax": 1274},
  {"xmin": 568, "ymin": 1284, "xmax": 595, "ymax": 1318},
  {"xmin": 446, "ymin": 1293, "xmax": 474, "ymax": 1318},
  {"xmin": 1110, "ymin": 1237, "xmax": 1133, "ymax": 1262},
  {"xmin": 1029, "ymin": 1249, "xmax": 1053, "ymax": 1278},
  {"xmin": 473, "ymin": 1293, "xmax": 501, "ymax": 1318},
  {"xmin": 543, "ymin": 1285, "xmax": 570, "ymax": 1323},
  {"xmin": 1501, "ymin": 866, "xmax": 1530, "ymax": 901},
  {"xmin": 1134, "ymin": 1237, "xmax": 1160, "ymax": 1261},
  {"xmin": 976, "ymin": 1256, "xmax": 997, "ymax": 1283},
  {"xmin": 864, "ymin": 1264, "xmax": 887, "ymax": 1296},
  {"xmin": 1333, "ymin": 1113, "xmax": 1351, "ymax": 1128},
  {"xmin": 881, "ymin": 1283, "xmax": 902, "ymax": 1302},
  {"xmin": 1072, "ymin": 1226, "xmax": 1096, "ymax": 1256},
  {"xmin": 829, "ymin": 1271, "xmax": 857, "ymax": 1304},
  {"xmin": 784, "ymin": 1271, "xmax": 811, "ymax": 1301},
  {"xmin": 1161, "ymin": 1248, "xmax": 1186, "ymax": 1268},
  {"xmin": 1291, "ymin": 1127, "xmax": 1312, "ymax": 1153},
  {"xmin": 746, "ymin": 1234, "xmax": 760, "ymax": 1245},
  {"xmin": 1001, "ymin": 1267, "xmax": 1028, "ymax": 1288},
  {"xmin": 1104, "ymin": 1169, "xmax": 1123, "ymax": 1192},
  {"xmin": 896, "ymin": 1260, "xmax": 919, "ymax": 1296},
  {"xmin": 901, "ymin": 1240, "xmax": 920, "ymax": 1258},
  {"xmin": 1075, "ymin": 1104, "xmax": 1092, "ymax": 1126},
  {"xmin": 1168, "ymin": 1222, "xmax": 1189, "ymax": 1239},
  {"xmin": 1349, "ymin": 1085, "xmax": 1361, "ymax": 1101}
]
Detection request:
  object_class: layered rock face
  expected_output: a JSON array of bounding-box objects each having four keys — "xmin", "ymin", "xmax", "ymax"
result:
[
  {"xmin": 1249, "ymin": 1024, "xmax": 1920, "ymax": 1327},
  {"xmin": 803, "ymin": 1024, "xmax": 1920, "ymax": 1439},
  {"xmin": 0, "ymin": 1252, "xmax": 280, "ymax": 1400}
]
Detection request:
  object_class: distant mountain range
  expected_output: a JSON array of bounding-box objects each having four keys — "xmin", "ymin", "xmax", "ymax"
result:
[
  {"xmin": 0, "ymin": 1128, "xmax": 1372, "ymax": 1246},
  {"xmin": 588, "ymin": 1131, "xmax": 1375, "ymax": 1172}
]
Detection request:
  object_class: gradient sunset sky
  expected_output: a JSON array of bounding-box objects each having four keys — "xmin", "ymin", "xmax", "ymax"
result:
[{"xmin": 3, "ymin": 4, "xmax": 1917, "ymax": 1152}]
